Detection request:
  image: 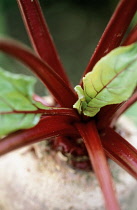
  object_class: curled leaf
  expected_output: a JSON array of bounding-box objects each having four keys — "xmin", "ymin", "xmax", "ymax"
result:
[{"xmin": 73, "ymin": 43, "xmax": 137, "ymax": 117}]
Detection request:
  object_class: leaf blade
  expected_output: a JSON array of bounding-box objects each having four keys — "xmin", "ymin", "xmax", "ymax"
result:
[
  {"xmin": 0, "ymin": 113, "xmax": 40, "ymax": 137},
  {"xmin": 0, "ymin": 68, "xmax": 45, "ymax": 137},
  {"xmin": 74, "ymin": 43, "xmax": 137, "ymax": 117}
]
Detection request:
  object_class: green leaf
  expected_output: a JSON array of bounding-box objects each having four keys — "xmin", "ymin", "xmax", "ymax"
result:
[
  {"xmin": 73, "ymin": 43, "xmax": 137, "ymax": 117},
  {"xmin": 0, "ymin": 68, "xmax": 48, "ymax": 137}
]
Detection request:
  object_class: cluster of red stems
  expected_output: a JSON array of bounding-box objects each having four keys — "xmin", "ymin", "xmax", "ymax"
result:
[{"xmin": 0, "ymin": 0, "xmax": 137, "ymax": 209}]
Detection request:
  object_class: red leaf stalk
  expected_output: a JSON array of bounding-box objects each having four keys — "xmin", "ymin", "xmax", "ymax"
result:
[
  {"xmin": 82, "ymin": 0, "xmax": 137, "ymax": 80},
  {"xmin": 110, "ymin": 91, "xmax": 137, "ymax": 127},
  {"xmin": 97, "ymin": 89, "xmax": 137, "ymax": 130},
  {"xmin": 76, "ymin": 121, "xmax": 120, "ymax": 210},
  {"xmin": 17, "ymin": 0, "xmax": 70, "ymax": 85},
  {"xmin": 122, "ymin": 25, "xmax": 137, "ymax": 46},
  {"xmin": 0, "ymin": 108, "xmax": 79, "ymax": 120},
  {"xmin": 101, "ymin": 127, "xmax": 137, "ymax": 179},
  {"xmin": 0, "ymin": 115, "xmax": 79, "ymax": 156},
  {"xmin": 0, "ymin": 38, "xmax": 77, "ymax": 107}
]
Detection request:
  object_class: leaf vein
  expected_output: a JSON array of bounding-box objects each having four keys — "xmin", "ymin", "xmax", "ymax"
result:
[
  {"xmin": 0, "ymin": 96, "xmax": 15, "ymax": 110},
  {"xmin": 93, "ymin": 57, "xmax": 137, "ymax": 98}
]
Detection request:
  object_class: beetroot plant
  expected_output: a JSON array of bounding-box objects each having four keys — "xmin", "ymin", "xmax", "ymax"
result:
[{"xmin": 0, "ymin": 0, "xmax": 137, "ymax": 209}]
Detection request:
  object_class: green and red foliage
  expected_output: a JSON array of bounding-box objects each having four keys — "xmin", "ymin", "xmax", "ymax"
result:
[{"xmin": 0, "ymin": 0, "xmax": 137, "ymax": 209}]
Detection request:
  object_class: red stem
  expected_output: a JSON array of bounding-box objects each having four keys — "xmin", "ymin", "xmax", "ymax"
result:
[
  {"xmin": 0, "ymin": 107, "xmax": 79, "ymax": 121},
  {"xmin": 0, "ymin": 115, "xmax": 79, "ymax": 156},
  {"xmin": 82, "ymin": 0, "xmax": 137, "ymax": 79},
  {"xmin": 17, "ymin": 0, "xmax": 70, "ymax": 85},
  {"xmin": 101, "ymin": 127, "xmax": 137, "ymax": 179},
  {"xmin": 76, "ymin": 121, "xmax": 120, "ymax": 210},
  {"xmin": 110, "ymin": 91, "xmax": 137, "ymax": 127},
  {"xmin": 97, "ymin": 91, "xmax": 137, "ymax": 130},
  {"xmin": 97, "ymin": 103, "xmax": 124, "ymax": 130},
  {"xmin": 122, "ymin": 24, "xmax": 137, "ymax": 46},
  {"xmin": 0, "ymin": 38, "xmax": 77, "ymax": 107}
]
